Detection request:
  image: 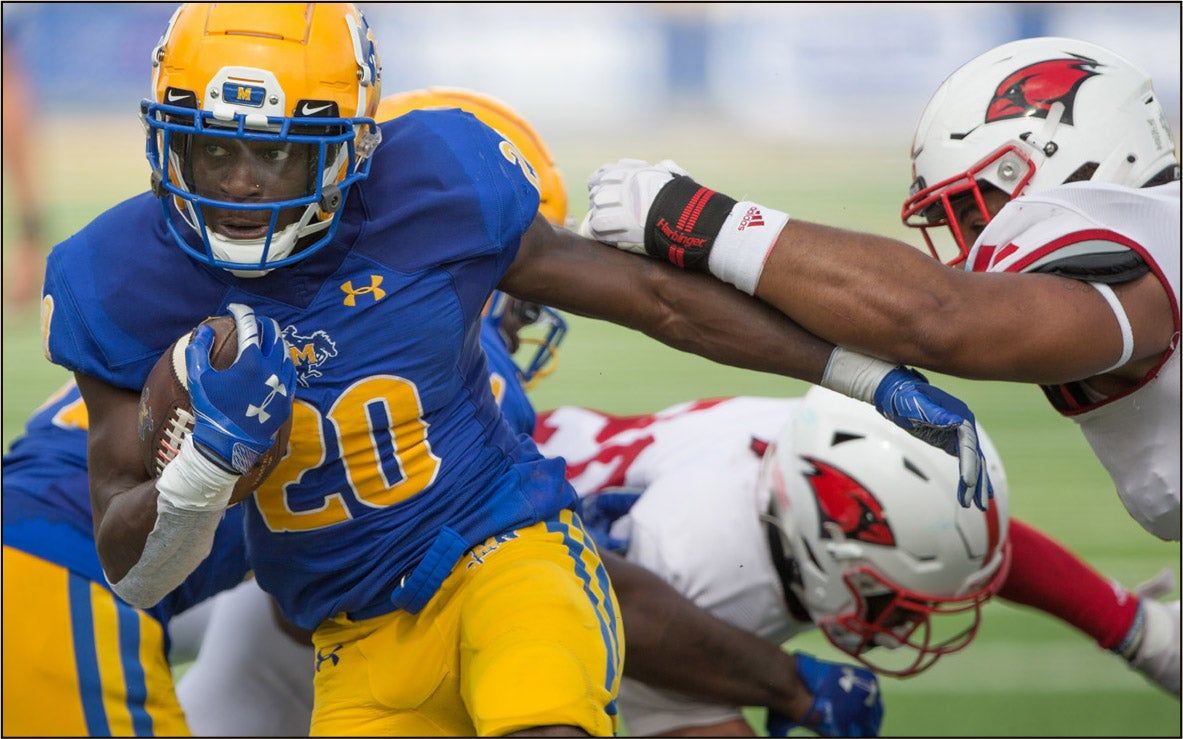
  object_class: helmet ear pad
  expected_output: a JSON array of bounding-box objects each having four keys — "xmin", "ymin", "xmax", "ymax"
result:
[
  {"xmin": 763, "ymin": 387, "xmax": 1010, "ymax": 676},
  {"xmin": 167, "ymin": 132, "xmax": 192, "ymax": 183}
]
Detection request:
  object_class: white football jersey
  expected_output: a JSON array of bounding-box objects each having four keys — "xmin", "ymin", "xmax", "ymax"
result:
[
  {"xmin": 536, "ymin": 397, "xmax": 791, "ymax": 496},
  {"xmin": 536, "ymin": 397, "xmax": 816, "ymax": 734},
  {"xmin": 966, "ymin": 180, "xmax": 1181, "ymax": 540}
]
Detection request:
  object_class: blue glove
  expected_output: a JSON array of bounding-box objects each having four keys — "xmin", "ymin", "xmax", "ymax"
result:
[
  {"xmin": 872, "ymin": 367, "xmax": 992, "ymax": 511},
  {"xmin": 576, "ymin": 488, "xmax": 642, "ymax": 554},
  {"xmin": 767, "ymin": 652, "xmax": 884, "ymax": 737},
  {"xmin": 186, "ymin": 303, "xmax": 296, "ymax": 474}
]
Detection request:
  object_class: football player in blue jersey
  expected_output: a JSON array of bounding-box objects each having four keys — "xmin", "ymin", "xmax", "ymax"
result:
[
  {"xmin": 172, "ymin": 86, "xmax": 883, "ymax": 739},
  {"xmin": 1, "ymin": 381, "xmax": 251, "ymax": 735},
  {"xmin": 41, "ymin": 5, "xmax": 988, "ymax": 736}
]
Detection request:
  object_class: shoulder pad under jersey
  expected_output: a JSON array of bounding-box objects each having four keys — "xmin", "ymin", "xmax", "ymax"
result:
[
  {"xmin": 966, "ymin": 183, "xmax": 1151, "ymax": 283},
  {"xmin": 352, "ymin": 109, "xmax": 541, "ymax": 273},
  {"xmin": 42, "ymin": 193, "xmax": 233, "ymax": 390},
  {"xmin": 1030, "ymin": 249, "xmax": 1148, "ymax": 284}
]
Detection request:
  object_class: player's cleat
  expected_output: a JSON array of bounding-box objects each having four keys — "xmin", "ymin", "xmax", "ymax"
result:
[{"xmin": 1124, "ymin": 570, "xmax": 1181, "ymax": 698}]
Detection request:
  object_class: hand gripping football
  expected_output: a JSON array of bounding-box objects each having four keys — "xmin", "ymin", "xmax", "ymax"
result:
[{"xmin": 138, "ymin": 315, "xmax": 292, "ymax": 505}]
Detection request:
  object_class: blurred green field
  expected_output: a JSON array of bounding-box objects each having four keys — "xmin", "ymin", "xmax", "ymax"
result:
[{"xmin": 4, "ymin": 118, "xmax": 1180, "ymax": 736}]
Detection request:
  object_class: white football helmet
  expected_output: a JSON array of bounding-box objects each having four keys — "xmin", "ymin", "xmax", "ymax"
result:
[
  {"xmin": 902, "ymin": 37, "xmax": 1179, "ymax": 264},
  {"xmin": 762, "ymin": 387, "xmax": 1010, "ymax": 677}
]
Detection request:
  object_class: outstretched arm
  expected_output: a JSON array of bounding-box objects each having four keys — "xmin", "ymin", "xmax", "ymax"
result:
[
  {"xmin": 756, "ymin": 221, "xmax": 1172, "ymax": 384},
  {"xmin": 503, "ymin": 216, "xmax": 997, "ymax": 510},
  {"xmin": 500, "ymin": 215, "xmax": 834, "ymax": 383},
  {"xmin": 603, "ymin": 552, "xmax": 885, "ymax": 737},
  {"xmin": 581, "ymin": 161, "xmax": 1174, "ymax": 385}
]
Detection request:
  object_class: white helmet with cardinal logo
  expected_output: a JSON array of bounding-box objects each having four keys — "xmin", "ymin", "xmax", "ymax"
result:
[
  {"xmin": 761, "ymin": 387, "xmax": 1011, "ymax": 677},
  {"xmin": 901, "ymin": 37, "xmax": 1178, "ymax": 264}
]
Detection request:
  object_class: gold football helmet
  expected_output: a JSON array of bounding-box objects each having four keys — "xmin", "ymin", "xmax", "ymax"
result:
[
  {"xmin": 143, "ymin": 3, "xmax": 382, "ymax": 274},
  {"xmin": 377, "ymin": 87, "xmax": 567, "ymax": 226}
]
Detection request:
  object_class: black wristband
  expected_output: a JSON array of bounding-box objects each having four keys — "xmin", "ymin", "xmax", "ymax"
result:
[{"xmin": 644, "ymin": 175, "xmax": 738, "ymax": 270}]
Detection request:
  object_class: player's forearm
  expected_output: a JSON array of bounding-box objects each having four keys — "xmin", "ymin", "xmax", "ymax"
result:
[
  {"xmin": 603, "ymin": 553, "xmax": 812, "ymax": 720},
  {"xmin": 94, "ymin": 471, "xmax": 225, "ymax": 608},
  {"xmin": 758, "ymin": 221, "xmax": 969, "ymax": 370},
  {"xmin": 505, "ymin": 220, "xmax": 833, "ymax": 383},
  {"xmin": 106, "ymin": 496, "xmax": 224, "ymax": 609},
  {"xmin": 92, "ymin": 478, "xmax": 162, "ymax": 581},
  {"xmin": 584, "ymin": 164, "xmax": 1133, "ymax": 383},
  {"xmin": 761, "ymin": 222, "xmax": 1128, "ymax": 382},
  {"xmin": 643, "ymin": 260, "xmax": 833, "ymax": 383}
]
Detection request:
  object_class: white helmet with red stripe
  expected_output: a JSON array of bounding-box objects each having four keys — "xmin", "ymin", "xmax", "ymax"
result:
[
  {"xmin": 762, "ymin": 387, "xmax": 1010, "ymax": 677},
  {"xmin": 902, "ymin": 37, "xmax": 1179, "ymax": 265}
]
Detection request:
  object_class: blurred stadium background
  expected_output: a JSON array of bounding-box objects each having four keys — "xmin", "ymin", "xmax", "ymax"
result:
[{"xmin": 2, "ymin": 3, "xmax": 1180, "ymax": 736}]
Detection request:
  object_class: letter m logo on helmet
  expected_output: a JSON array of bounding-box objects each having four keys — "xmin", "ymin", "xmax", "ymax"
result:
[{"xmin": 985, "ymin": 54, "xmax": 1101, "ymax": 126}]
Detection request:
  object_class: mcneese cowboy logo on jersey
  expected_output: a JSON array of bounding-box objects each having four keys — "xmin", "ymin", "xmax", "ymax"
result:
[{"xmin": 283, "ymin": 325, "xmax": 338, "ymax": 388}]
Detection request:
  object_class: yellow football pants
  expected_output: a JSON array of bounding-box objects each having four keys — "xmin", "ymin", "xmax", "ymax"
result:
[
  {"xmin": 311, "ymin": 510, "xmax": 624, "ymax": 736},
  {"xmin": 2, "ymin": 546, "xmax": 189, "ymax": 737}
]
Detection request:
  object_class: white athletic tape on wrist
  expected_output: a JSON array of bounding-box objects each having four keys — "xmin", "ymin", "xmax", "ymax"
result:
[
  {"xmin": 108, "ymin": 497, "xmax": 223, "ymax": 609},
  {"xmin": 707, "ymin": 201, "xmax": 790, "ymax": 294},
  {"xmin": 156, "ymin": 433, "xmax": 239, "ymax": 512},
  {"xmin": 820, "ymin": 347, "xmax": 897, "ymax": 404},
  {"xmin": 1089, "ymin": 282, "xmax": 1134, "ymax": 373}
]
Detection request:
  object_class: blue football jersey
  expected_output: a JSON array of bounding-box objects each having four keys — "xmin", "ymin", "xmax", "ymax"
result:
[
  {"xmin": 2, "ymin": 383, "xmax": 248, "ymax": 623},
  {"xmin": 42, "ymin": 109, "xmax": 575, "ymax": 630},
  {"xmin": 479, "ymin": 320, "xmax": 536, "ymax": 437}
]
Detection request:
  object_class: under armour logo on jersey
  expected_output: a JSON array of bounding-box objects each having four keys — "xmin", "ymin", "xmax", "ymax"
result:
[
  {"xmin": 315, "ymin": 644, "xmax": 343, "ymax": 672},
  {"xmin": 245, "ymin": 374, "xmax": 289, "ymax": 424},
  {"xmin": 341, "ymin": 275, "xmax": 386, "ymax": 307},
  {"xmin": 839, "ymin": 667, "xmax": 879, "ymax": 704}
]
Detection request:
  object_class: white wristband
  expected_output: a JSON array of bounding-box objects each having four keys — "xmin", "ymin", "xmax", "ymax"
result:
[
  {"xmin": 1089, "ymin": 282, "xmax": 1134, "ymax": 373},
  {"xmin": 156, "ymin": 433, "xmax": 239, "ymax": 512},
  {"xmin": 706, "ymin": 201, "xmax": 790, "ymax": 294},
  {"xmin": 820, "ymin": 347, "xmax": 897, "ymax": 404}
]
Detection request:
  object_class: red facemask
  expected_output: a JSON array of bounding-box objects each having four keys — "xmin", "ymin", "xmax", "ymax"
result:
[
  {"xmin": 815, "ymin": 539, "xmax": 1012, "ymax": 677},
  {"xmin": 901, "ymin": 145, "xmax": 1036, "ymax": 266}
]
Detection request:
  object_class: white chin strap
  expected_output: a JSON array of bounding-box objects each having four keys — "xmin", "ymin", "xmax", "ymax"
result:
[
  {"xmin": 207, "ymin": 221, "xmax": 301, "ymax": 278},
  {"xmin": 180, "ymin": 198, "xmax": 334, "ymax": 278}
]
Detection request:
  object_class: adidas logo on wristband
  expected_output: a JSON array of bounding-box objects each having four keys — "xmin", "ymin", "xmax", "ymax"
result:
[{"xmin": 738, "ymin": 206, "xmax": 766, "ymax": 230}]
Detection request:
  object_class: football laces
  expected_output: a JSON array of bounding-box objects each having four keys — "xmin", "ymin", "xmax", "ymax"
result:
[{"xmin": 155, "ymin": 407, "xmax": 196, "ymax": 474}]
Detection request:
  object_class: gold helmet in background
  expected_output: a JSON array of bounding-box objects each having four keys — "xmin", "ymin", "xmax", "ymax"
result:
[{"xmin": 377, "ymin": 87, "xmax": 567, "ymax": 225}]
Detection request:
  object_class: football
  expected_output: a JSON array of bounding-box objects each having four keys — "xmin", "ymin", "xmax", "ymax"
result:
[{"xmin": 138, "ymin": 315, "xmax": 292, "ymax": 505}]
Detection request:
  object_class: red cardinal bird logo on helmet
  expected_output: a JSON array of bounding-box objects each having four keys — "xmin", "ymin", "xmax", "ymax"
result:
[
  {"xmin": 986, "ymin": 54, "xmax": 1101, "ymax": 126},
  {"xmin": 801, "ymin": 456, "xmax": 896, "ymax": 546}
]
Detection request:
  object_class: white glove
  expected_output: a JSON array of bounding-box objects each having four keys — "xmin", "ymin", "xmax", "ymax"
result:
[{"xmin": 578, "ymin": 159, "xmax": 690, "ymax": 251}]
